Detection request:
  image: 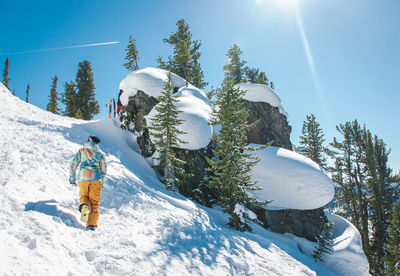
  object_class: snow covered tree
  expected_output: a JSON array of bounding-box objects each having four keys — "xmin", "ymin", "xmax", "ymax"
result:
[
  {"xmin": 123, "ymin": 35, "xmax": 139, "ymax": 71},
  {"xmin": 297, "ymin": 114, "xmax": 328, "ymax": 168},
  {"xmin": 61, "ymin": 81, "xmax": 77, "ymax": 118},
  {"xmin": 147, "ymin": 72, "xmax": 187, "ymax": 190},
  {"xmin": 157, "ymin": 19, "xmax": 207, "ymax": 89},
  {"xmin": 206, "ymin": 78, "xmax": 270, "ymax": 231},
  {"xmin": 75, "ymin": 60, "xmax": 99, "ymax": 120},
  {"xmin": 2, "ymin": 57, "xmax": 10, "ymax": 89},
  {"xmin": 385, "ymin": 204, "xmax": 400, "ymax": 275},
  {"xmin": 25, "ymin": 84, "xmax": 30, "ymax": 103},
  {"xmin": 46, "ymin": 75, "xmax": 61, "ymax": 114},
  {"xmin": 223, "ymin": 44, "xmax": 246, "ymax": 84}
]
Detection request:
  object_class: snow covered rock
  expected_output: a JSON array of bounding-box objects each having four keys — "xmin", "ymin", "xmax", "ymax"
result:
[
  {"xmin": 0, "ymin": 82, "xmax": 10, "ymax": 94},
  {"xmin": 251, "ymin": 146, "xmax": 335, "ymax": 210},
  {"xmin": 235, "ymin": 83, "xmax": 287, "ymax": 117},
  {"xmin": 146, "ymin": 86, "xmax": 213, "ymax": 150},
  {"xmin": 234, "ymin": 83, "xmax": 292, "ymax": 149},
  {"xmin": 119, "ymin": 67, "xmax": 189, "ymax": 105},
  {"xmin": 294, "ymin": 213, "xmax": 370, "ymax": 275}
]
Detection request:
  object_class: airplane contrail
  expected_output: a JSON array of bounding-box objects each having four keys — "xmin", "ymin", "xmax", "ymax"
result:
[{"xmin": 0, "ymin": 41, "xmax": 120, "ymax": 56}]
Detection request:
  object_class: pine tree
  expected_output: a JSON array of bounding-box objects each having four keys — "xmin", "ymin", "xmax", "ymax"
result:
[
  {"xmin": 223, "ymin": 44, "xmax": 246, "ymax": 84},
  {"xmin": 2, "ymin": 57, "xmax": 11, "ymax": 89},
  {"xmin": 312, "ymin": 219, "xmax": 334, "ymax": 262},
  {"xmin": 365, "ymin": 131, "xmax": 395, "ymax": 275},
  {"xmin": 331, "ymin": 120, "xmax": 370, "ymax": 253},
  {"xmin": 158, "ymin": 19, "xmax": 207, "ymax": 89},
  {"xmin": 270, "ymin": 81, "xmax": 275, "ymax": 90},
  {"xmin": 75, "ymin": 109, "xmax": 83, "ymax": 119},
  {"xmin": 75, "ymin": 60, "xmax": 99, "ymax": 120},
  {"xmin": 244, "ymin": 67, "xmax": 269, "ymax": 85},
  {"xmin": 62, "ymin": 81, "xmax": 77, "ymax": 117},
  {"xmin": 297, "ymin": 114, "xmax": 328, "ymax": 168},
  {"xmin": 46, "ymin": 75, "xmax": 61, "ymax": 114},
  {"xmin": 385, "ymin": 204, "xmax": 400, "ymax": 275},
  {"xmin": 147, "ymin": 72, "xmax": 187, "ymax": 190},
  {"xmin": 25, "ymin": 84, "xmax": 30, "ymax": 103},
  {"xmin": 123, "ymin": 35, "xmax": 139, "ymax": 71},
  {"xmin": 206, "ymin": 78, "xmax": 270, "ymax": 231}
]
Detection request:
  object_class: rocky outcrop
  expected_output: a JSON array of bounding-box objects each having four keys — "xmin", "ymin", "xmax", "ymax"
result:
[
  {"xmin": 243, "ymin": 100, "xmax": 292, "ymax": 150},
  {"xmin": 120, "ymin": 86, "xmax": 327, "ymax": 243}
]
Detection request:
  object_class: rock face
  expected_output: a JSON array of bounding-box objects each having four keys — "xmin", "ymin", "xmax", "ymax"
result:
[
  {"xmin": 243, "ymin": 100, "xmax": 292, "ymax": 150},
  {"xmin": 120, "ymin": 90, "xmax": 157, "ymax": 157}
]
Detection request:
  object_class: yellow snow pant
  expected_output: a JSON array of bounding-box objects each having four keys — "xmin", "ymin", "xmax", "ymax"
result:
[{"xmin": 78, "ymin": 181, "xmax": 102, "ymax": 227}]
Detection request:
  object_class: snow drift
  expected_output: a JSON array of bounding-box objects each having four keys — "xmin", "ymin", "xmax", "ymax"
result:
[{"xmin": 251, "ymin": 146, "xmax": 335, "ymax": 210}]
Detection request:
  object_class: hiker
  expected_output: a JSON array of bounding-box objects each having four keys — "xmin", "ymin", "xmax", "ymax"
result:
[{"xmin": 69, "ymin": 136, "xmax": 107, "ymax": 230}]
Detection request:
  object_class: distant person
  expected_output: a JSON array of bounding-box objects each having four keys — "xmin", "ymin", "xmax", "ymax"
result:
[
  {"xmin": 117, "ymin": 89, "xmax": 123, "ymax": 116},
  {"xmin": 69, "ymin": 136, "xmax": 107, "ymax": 231}
]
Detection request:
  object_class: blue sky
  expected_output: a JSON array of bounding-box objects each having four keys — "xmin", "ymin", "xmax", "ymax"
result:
[{"xmin": 1, "ymin": 0, "xmax": 399, "ymax": 172}]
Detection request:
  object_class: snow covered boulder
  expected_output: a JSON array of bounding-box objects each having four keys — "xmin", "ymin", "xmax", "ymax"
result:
[
  {"xmin": 119, "ymin": 67, "xmax": 189, "ymax": 105},
  {"xmin": 0, "ymin": 82, "xmax": 10, "ymax": 94},
  {"xmin": 146, "ymin": 86, "xmax": 213, "ymax": 150},
  {"xmin": 250, "ymin": 146, "xmax": 334, "ymax": 210},
  {"xmin": 235, "ymin": 83, "xmax": 292, "ymax": 150},
  {"xmin": 324, "ymin": 213, "xmax": 370, "ymax": 275},
  {"xmin": 294, "ymin": 213, "xmax": 369, "ymax": 275}
]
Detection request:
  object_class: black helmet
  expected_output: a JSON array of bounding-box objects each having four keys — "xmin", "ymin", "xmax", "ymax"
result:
[{"xmin": 88, "ymin": 136, "xmax": 100, "ymax": 144}]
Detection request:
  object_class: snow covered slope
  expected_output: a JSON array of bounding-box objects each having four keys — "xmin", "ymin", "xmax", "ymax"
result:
[
  {"xmin": 0, "ymin": 87, "xmax": 368, "ymax": 275},
  {"xmin": 251, "ymin": 146, "xmax": 335, "ymax": 210}
]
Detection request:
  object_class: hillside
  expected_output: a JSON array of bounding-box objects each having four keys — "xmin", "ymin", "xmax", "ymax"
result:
[{"xmin": 0, "ymin": 83, "xmax": 368, "ymax": 275}]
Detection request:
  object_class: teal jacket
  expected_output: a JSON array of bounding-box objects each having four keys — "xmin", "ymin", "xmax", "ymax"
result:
[{"xmin": 69, "ymin": 141, "xmax": 107, "ymax": 183}]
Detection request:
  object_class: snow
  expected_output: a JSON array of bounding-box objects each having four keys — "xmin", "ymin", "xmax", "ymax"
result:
[
  {"xmin": 146, "ymin": 86, "xmax": 213, "ymax": 150},
  {"xmin": 119, "ymin": 67, "xmax": 189, "ymax": 105},
  {"xmin": 293, "ymin": 213, "xmax": 369, "ymax": 276},
  {"xmin": 250, "ymin": 146, "xmax": 335, "ymax": 210},
  {"xmin": 0, "ymin": 82, "xmax": 10, "ymax": 94},
  {"xmin": 119, "ymin": 68, "xmax": 213, "ymax": 150},
  {"xmin": 0, "ymin": 90, "xmax": 368, "ymax": 275},
  {"xmin": 234, "ymin": 83, "xmax": 288, "ymax": 117}
]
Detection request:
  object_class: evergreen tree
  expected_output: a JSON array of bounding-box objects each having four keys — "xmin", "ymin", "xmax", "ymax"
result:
[
  {"xmin": 312, "ymin": 219, "xmax": 334, "ymax": 262},
  {"xmin": 365, "ymin": 131, "xmax": 395, "ymax": 275},
  {"xmin": 147, "ymin": 72, "xmax": 187, "ymax": 190},
  {"xmin": 25, "ymin": 84, "xmax": 30, "ymax": 103},
  {"xmin": 75, "ymin": 109, "xmax": 83, "ymax": 119},
  {"xmin": 331, "ymin": 120, "xmax": 370, "ymax": 253},
  {"xmin": 244, "ymin": 67, "xmax": 269, "ymax": 85},
  {"xmin": 223, "ymin": 44, "xmax": 246, "ymax": 84},
  {"xmin": 46, "ymin": 75, "xmax": 61, "ymax": 114},
  {"xmin": 2, "ymin": 57, "xmax": 10, "ymax": 89},
  {"xmin": 331, "ymin": 120, "xmax": 399, "ymax": 274},
  {"xmin": 385, "ymin": 204, "xmax": 400, "ymax": 275},
  {"xmin": 75, "ymin": 60, "xmax": 99, "ymax": 120},
  {"xmin": 123, "ymin": 35, "xmax": 139, "ymax": 71},
  {"xmin": 297, "ymin": 114, "xmax": 328, "ymax": 168},
  {"xmin": 270, "ymin": 81, "xmax": 275, "ymax": 90},
  {"xmin": 157, "ymin": 19, "xmax": 207, "ymax": 89},
  {"xmin": 206, "ymin": 78, "xmax": 270, "ymax": 231},
  {"xmin": 62, "ymin": 81, "xmax": 77, "ymax": 117}
]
